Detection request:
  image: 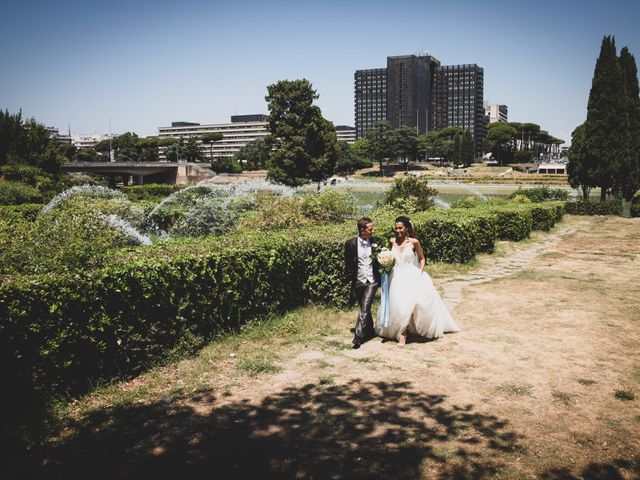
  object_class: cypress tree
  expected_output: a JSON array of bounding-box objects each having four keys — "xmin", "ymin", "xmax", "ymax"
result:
[
  {"xmin": 584, "ymin": 35, "xmax": 630, "ymax": 200},
  {"xmin": 567, "ymin": 123, "xmax": 591, "ymax": 199},
  {"xmin": 619, "ymin": 47, "xmax": 640, "ymax": 201},
  {"xmin": 460, "ymin": 130, "xmax": 475, "ymax": 167}
]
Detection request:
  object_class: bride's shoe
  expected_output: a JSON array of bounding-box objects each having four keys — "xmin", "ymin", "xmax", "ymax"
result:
[{"xmin": 398, "ymin": 333, "xmax": 407, "ymax": 347}]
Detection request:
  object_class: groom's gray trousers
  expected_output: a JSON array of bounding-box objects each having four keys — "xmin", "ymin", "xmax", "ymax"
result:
[{"xmin": 353, "ymin": 280, "xmax": 379, "ymax": 342}]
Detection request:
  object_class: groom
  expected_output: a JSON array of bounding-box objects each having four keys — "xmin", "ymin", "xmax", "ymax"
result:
[{"xmin": 344, "ymin": 217, "xmax": 381, "ymax": 349}]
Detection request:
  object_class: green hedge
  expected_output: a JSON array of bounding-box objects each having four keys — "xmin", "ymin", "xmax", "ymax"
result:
[
  {"xmin": 121, "ymin": 183, "xmax": 188, "ymax": 201},
  {"xmin": 0, "ymin": 201, "xmax": 565, "ymax": 444},
  {"xmin": 565, "ymin": 199, "xmax": 622, "ymax": 216}
]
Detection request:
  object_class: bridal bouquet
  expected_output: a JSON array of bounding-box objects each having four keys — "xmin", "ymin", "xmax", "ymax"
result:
[{"xmin": 377, "ymin": 248, "xmax": 395, "ymax": 275}]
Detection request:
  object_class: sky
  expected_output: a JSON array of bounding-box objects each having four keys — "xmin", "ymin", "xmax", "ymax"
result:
[{"xmin": 2, "ymin": 0, "xmax": 639, "ymax": 146}]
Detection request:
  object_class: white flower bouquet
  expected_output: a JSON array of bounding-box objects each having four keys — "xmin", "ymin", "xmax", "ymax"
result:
[{"xmin": 377, "ymin": 248, "xmax": 395, "ymax": 275}]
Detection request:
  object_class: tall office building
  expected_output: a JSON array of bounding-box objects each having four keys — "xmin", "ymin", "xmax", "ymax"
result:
[
  {"xmin": 354, "ymin": 68, "xmax": 387, "ymax": 139},
  {"xmin": 355, "ymin": 55, "xmax": 486, "ymax": 155},
  {"xmin": 432, "ymin": 64, "xmax": 486, "ymax": 154},
  {"xmin": 386, "ymin": 54, "xmax": 439, "ymax": 134}
]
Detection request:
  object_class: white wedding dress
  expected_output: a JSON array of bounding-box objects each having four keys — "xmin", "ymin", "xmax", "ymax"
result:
[{"xmin": 376, "ymin": 243, "xmax": 460, "ymax": 341}]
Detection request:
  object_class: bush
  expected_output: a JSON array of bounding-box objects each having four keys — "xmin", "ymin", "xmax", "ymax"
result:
[
  {"xmin": 631, "ymin": 192, "xmax": 640, "ymax": 218},
  {"xmin": 301, "ymin": 189, "xmax": 357, "ymax": 223},
  {"xmin": 565, "ymin": 199, "xmax": 622, "ymax": 216},
  {"xmin": 490, "ymin": 205, "xmax": 533, "ymax": 241},
  {"xmin": 121, "ymin": 183, "xmax": 188, "ymax": 201},
  {"xmin": 212, "ymin": 157, "xmax": 243, "ymax": 173},
  {"xmin": 508, "ymin": 186, "xmax": 569, "ymax": 203},
  {"xmin": 0, "ymin": 164, "xmax": 45, "ymax": 185},
  {"xmin": 146, "ymin": 185, "xmax": 232, "ymax": 234},
  {"xmin": 0, "ymin": 203, "xmax": 42, "ymax": 221},
  {"xmin": 238, "ymin": 194, "xmax": 310, "ymax": 230},
  {"xmin": 0, "ymin": 180, "xmax": 43, "ymax": 205},
  {"xmin": 171, "ymin": 196, "xmax": 237, "ymax": 236},
  {"xmin": 451, "ymin": 195, "xmax": 484, "ymax": 209},
  {"xmin": 529, "ymin": 203, "xmax": 559, "ymax": 231},
  {"xmin": 382, "ymin": 176, "xmax": 438, "ymax": 212},
  {"xmin": 0, "ymin": 207, "xmax": 141, "ymax": 277}
]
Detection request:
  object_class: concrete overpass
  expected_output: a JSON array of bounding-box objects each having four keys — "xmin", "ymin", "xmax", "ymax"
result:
[{"xmin": 61, "ymin": 162, "xmax": 214, "ymax": 185}]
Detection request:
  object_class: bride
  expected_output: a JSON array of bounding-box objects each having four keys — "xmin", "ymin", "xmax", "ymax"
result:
[{"xmin": 376, "ymin": 216, "xmax": 460, "ymax": 346}]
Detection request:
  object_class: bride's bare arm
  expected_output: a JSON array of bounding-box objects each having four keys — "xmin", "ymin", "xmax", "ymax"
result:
[{"xmin": 413, "ymin": 238, "xmax": 426, "ymax": 271}]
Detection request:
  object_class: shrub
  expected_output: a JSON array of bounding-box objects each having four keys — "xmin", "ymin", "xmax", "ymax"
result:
[
  {"xmin": 565, "ymin": 199, "xmax": 622, "ymax": 216},
  {"xmin": 0, "ymin": 208, "xmax": 140, "ymax": 276},
  {"xmin": 171, "ymin": 196, "xmax": 237, "ymax": 237},
  {"xmin": 0, "ymin": 203, "xmax": 42, "ymax": 221},
  {"xmin": 301, "ymin": 189, "xmax": 357, "ymax": 223},
  {"xmin": 529, "ymin": 203, "xmax": 558, "ymax": 231},
  {"xmin": 508, "ymin": 185, "xmax": 569, "ymax": 203},
  {"xmin": 451, "ymin": 195, "xmax": 484, "ymax": 209},
  {"xmin": 489, "ymin": 205, "xmax": 533, "ymax": 241},
  {"xmin": 0, "ymin": 180, "xmax": 43, "ymax": 205},
  {"xmin": 0, "ymin": 164, "xmax": 45, "ymax": 185},
  {"xmin": 631, "ymin": 192, "xmax": 640, "ymax": 218},
  {"xmin": 212, "ymin": 157, "xmax": 243, "ymax": 173},
  {"xmin": 121, "ymin": 183, "xmax": 188, "ymax": 201},
  {"xmin": 510, "ymin": 194, "xmax": 532, "ymax": 204},
  {"xmin": 382, "ymin": 176, "xmax": 438, "ymax": 212},
  {"xmin": 238, "ymin": 194, "xmax": 310, "ymax": 230}
]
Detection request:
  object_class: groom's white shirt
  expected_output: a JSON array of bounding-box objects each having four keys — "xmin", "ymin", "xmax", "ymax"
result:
[{"xmin": 356, "ymin": 236, "xmax": 374, "ymax": 284}]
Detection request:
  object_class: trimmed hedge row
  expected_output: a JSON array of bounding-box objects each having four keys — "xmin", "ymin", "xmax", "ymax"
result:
[
  {"xmin": 0, "ymin": 201, "xmax": 565, "ymax": 439},
  {"xmin": 565, "ymin": 199, "xmax": 622, "ymax": 216}
]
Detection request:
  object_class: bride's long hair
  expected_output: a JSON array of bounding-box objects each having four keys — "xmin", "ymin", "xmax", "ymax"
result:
[{"xmin": 395, "ymin": 216, "xmax": 415, "ymax": 238}]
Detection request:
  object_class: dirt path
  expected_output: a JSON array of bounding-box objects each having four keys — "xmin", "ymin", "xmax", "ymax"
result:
[{"xmin": 27, "ymin": 216, "xmax": 640, "ymax": 479}]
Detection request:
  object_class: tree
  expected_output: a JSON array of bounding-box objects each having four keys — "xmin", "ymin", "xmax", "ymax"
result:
[
  {"xmin": 393, "ymin": 127, "xmax": 419, "ymax": 172},
  {"xmin": 334, "ymin": 141, "xmax": 358, "ymax": 177},
  {"xmin": 451, "ymin": 134, "xmax": 462, "ymax": 168},
  {"xmin": 233, "ymin": 137, "xmax": 270, "ymax": 170},
  {"xmin": 212, "ymin": 156, "xmax": 242, "ymax": 173},
  {"xmin": 584, "ymin": 35, "xmax": 631, "ymax": 200},
  {"xmin": 460, "ymin": 130, "xmax": 475, "ymax": 167},
  {"xmin": 0, "ymin": 109, "xmax": 25, "ymax": 165},
  {"xmin": 619, "ymin": 46, "xmax": 640, "ymax": 201},
  {"xmin": 181, "ymin": 137, "xmax": 203, "ymax": 162},
  {"xmin": 365, "ymin": 121, "xmax": 396, "ymax": 175},
  {"xmin": 138, "ymin": 137, "xmax": 159, "ymax": 162},
  {"xmin": 265, "ymin": 79, "xmax": 338, "ymax": 187},
  {"xmin": 567, "ymin": 123, "xmax": 592, "ymax": 199},
  {"xmin": 485, "ymin": 122, "xmax": 517, "ymax": 166},
  {"xmin": 201, "ymin": 132, "xmax": 224, "ymax": 161}
]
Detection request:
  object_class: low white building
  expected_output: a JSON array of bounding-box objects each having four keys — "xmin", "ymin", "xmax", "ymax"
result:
[
  {"xmin": 157, "ymin": 115, "xmax": 355, "ymax": 159},
  {"xmin": 537, "ymin": 162, "xmax": 566, "ymax": 174},
  {"xmin": 157, "ymin": 115, "xmax": 269, "ymax": 160},
  {"xmin": 72, "ymin": 133, "xmax": 115, "ymax": 149}
]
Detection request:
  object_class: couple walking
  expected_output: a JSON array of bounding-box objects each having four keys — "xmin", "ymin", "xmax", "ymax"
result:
[{"xmin": 344, "ymin": 216, "xmax": 459, "ymax": 349}]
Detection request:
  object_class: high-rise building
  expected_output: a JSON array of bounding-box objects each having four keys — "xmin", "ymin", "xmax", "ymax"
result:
[
  {"xmin": 432, "ymin": 64, "xmax": 486, "ymax": 154},
  {"xmin": 354, "ymin": 68, "xmax": 387, "ymax": 139},
  {"xmin": 355, "ymin": 54, "xmax": 486, "ymax": 155},
  {"xmin": 386, "ymin": 55, "xmax": 439, "ymax": 134}
]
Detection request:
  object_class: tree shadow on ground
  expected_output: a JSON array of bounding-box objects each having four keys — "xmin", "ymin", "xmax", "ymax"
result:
[{"xmin": 8, "ymin": 379, "xmax": 635, "ymax": 479}]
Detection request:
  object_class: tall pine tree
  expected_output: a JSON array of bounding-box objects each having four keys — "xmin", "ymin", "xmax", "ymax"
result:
[
  {"xmin": 619, "ymin": 46, "xmax": 640, "ymax": 201},
  {"xmin": 584, "ymin": 36, "xmax": 630, "ymax": 200}
]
